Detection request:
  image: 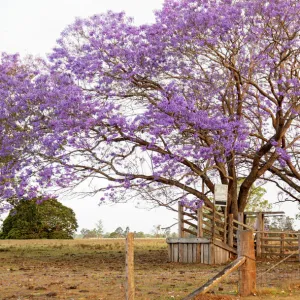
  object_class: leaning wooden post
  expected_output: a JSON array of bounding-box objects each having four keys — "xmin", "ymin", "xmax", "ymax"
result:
[
  {"xmin": 178, "ymin": 202, "xmax": 184, "ymax": 238},
  {"xmin": 238, "ymin": 230, "xmax": 256, "ymax": 297},
  {"xmin": 126, "ymin": 232, "xmax": 135, "ymax": 300}
]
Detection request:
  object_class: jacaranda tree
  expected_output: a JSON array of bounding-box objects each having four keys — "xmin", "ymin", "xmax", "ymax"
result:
[{"xmin": 0, "ymin": 0, "xmax": 299, "ymax": 218}]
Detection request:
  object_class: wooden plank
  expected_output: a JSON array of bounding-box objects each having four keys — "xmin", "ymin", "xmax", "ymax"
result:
[
  {"xmin": 298, "ymin": 236, "xmax": 300, "ymax": 262},
  {"xmin": 179, "ymin": 244, "xmax": 184, "ymax": 262},
  {"xmin": 166, "ymin": 238, "xmax": 210, "ymax": 243},
  {"xmin": 183, "ymin": 211, "xmax": 198, "ymax": 221},
  {"xmin": 178, "ymin": 203, "xmax": 184, "ymax": 238},
  {"xmin": 203, "ymin": 213, "xmax": 225, "ymax": 225},
  {"xmin": 183, "ymin": 227, "xmax": 197, "ymax": 236},
  {"xmin": 261, "ymin": 238, "xmax": 298, "ymax": 242},
  {"xmin": 214, "ymin": 239, "xmax": 237, "ymax": 254},
  {"xmin": 168, "ymin": 244, "xmax": 172, "ymax": 262},
  {"xmin": 203, "ymin": 205, "xmax": 225, "ymax": 217},
  {"xmin": 255, "ymin": 230, "xmax": 299, "ymax": 235},
  {"xmin": 210, "ymin": 243, "xmax": 215, "ymax": 264},
  {"xmin": 183, "ymin": 219, "xmax": 198, "ymax": 229},
  {"xmin": 244, "ymin": 211, "xmax": 285, "ymax": 215},
  {"xmin": 192, "ymin": 244, "xmax": 197, "ymax": 263},
  {"xmin": 223, "ymin": 210, "xmax": 227, "ymax": 244},
  {"xmin": 188, "ymin": 244, "xmax": 193, "ymax": 263},
  {"xmin": 228, "ymin": 214, "xmax": 233, "ymax": 247},
  {"xmin": 182, "ymin": 256, "xmax": 246, "ymax": 299},
  {"xmin": 233, "ymin": 219, "xmax": 253, "ymax": 230},
  {"xmin": 262, "ymin": 245, "xmax": 299, "ymax": 250},
  {"xmin": 256, "ymin": 232, "xmax": 261, "ymax": 258},
  {"xmin": 183, "ymin": 244, "xmax": 188, "ymax": 263},
  {"xmin": 197, "ymin": 207, "xmax": 203, "ymax": 238},
  {"xmin": 173, "ymin": 244, "xmax": 179, "ymax": 262},
  {"xmin": 196, "ymin": 243, "xmax": 201, "ymax": 263},
  {"xmin": 261, "ymin": 252, "xmax": 299, "ymax": 257},
  {"xmin": 202, "ymin": 244, "xmax": 209, "ymax": 264}
]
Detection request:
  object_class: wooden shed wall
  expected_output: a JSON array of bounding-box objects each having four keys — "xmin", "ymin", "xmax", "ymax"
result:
[{"xmin": 167, "ymin": 238, "xmax": 230, "ymax": 264}]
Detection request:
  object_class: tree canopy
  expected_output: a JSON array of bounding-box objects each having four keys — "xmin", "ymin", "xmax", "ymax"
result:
[
  {"xmin": 0, "ymin": 0, "xmax": 299, "ymax": 218},
  {"xmin": 0, "ymin": 198, "xmax": 78, "ymax": 239}
]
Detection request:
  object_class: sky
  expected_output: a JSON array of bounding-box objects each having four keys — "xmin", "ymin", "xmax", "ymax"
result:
[{"xmin": 0, "ymin": 0, "xmax": 298, "ymax": 233}]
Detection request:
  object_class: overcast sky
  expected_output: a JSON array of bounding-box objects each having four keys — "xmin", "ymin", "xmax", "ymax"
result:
[{"xmin": 0, "ymin": 0, "xmax": 298, "ymax": 232}]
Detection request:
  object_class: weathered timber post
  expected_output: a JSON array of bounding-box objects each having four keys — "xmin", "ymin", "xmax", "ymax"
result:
[
  {"xmin": 280, "ymin": 233, "xmax": 285, "ymax": 256},
  {"xmin": 223, "ymin": 210, "xmax": 227, "ymax": 244},
  {"xmin": 238, "ymin": 230, "xmax": 256, "ymax": 297},
  {"xmin": 255, "ymin": 212, "xmax": 264, "ymax": 257},
  {"xmin": 197, "ymin": 206, "xmax": 203, "ymax": 238},
  {"xmin": 126, "ymin": 232, "xmax": 135, "ymax": 300},
  {"xmin": 238, "ymin": 212, "xmax": 244, "ymax": 230},
  {"xmin": 196, "ymin": 206, "xmax": 203, "ymax": 262},
  {"xmin": 298, "ymin": 235, "xmax": 300, "ymax": 262},
  {"xmin": 178, "ymin": 202, "xmax": 184, "ymax": 238},
  {"xmin": 228, "ymin": 214, "xmax": 234, "ymax": 248}
]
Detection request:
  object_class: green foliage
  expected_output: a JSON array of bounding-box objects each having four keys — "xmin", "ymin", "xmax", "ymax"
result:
[
  {"xmin": 0, "ymin": 198, "xmax": 78, "ymax": 239},
  {"xmin": 238, "ymin": 179, "xmax": 271, "ymax": 212}
]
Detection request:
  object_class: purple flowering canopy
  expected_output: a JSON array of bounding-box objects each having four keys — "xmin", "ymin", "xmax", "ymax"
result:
[{"xmin": 0, "ymin": 0, "xmax": 299, "ymax": 217}]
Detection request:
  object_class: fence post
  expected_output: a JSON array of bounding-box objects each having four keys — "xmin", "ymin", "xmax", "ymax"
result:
[
  {"xmin": 223, "ymin": 210, "xmax": 227, "ymax": 244},
  {"xmin": 298, "ymin": 235, "xmax": 300, "ymax": 262},
  {"xmin": 197, "ymin": 206, "xmax": 203, "ymax": 238},
  {"xmin": 178, "ymin": 202, "xmax": 184, "ymax": 238},
  {"xmin": 256, "ymin": 212, "xmax": 263, "ymax": 258},
  {"xmin": 280, "ymin": 233, "xmax": 285, "ymax": 256},
  {"xmin": 126, "ymin": 232, "xmax": 135, "ymax": 300},
  {"xmin": 238, "ymin": 212, "xmax": 244, "ymax": 230},
  {"xmin": 238, "ymin": 230, "xmax": 256, "ymax": 297},
  {"xmin": 228, "ymin": 214, "xmax": 234, "ymax": 247}
]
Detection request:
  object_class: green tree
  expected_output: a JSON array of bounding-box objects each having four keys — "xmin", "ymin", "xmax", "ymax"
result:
[
  {"xmin": 238, "ymin": 179, "xmax": 271, "ymax": 212},
  {"xmin": 0, "ymin": 198, "xmax": 78, "ymax": 239}
]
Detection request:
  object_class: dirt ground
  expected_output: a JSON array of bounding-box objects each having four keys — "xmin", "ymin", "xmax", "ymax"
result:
[{"xmin": 0, "ymin": 239, "xmax": 299, "ymax": 300}]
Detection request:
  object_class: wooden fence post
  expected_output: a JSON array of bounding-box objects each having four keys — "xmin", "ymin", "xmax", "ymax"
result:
[
  {"xmin": 196, "ymin": 206, "xmax": 203, "ymax": 262},
  {"xmin": 238, "ymin": 212, "xmax": 244, "ymax": 230},
  {"xmin": 298, "ymin": 235, "xmax": 300, "ymax": 262},
  {"xmin": 126, "ymin": 232, "xmax": 135, "ymax": 300},
  {"xmin": 178, "ymin": 202, "xmax": 184, "ymax": 238},
  {"xmin": 223, "ymin": 210, "xmax": 227, "ymax": 244},
  {"xmin": 228, "ymin": 214, "xmax": 234, "ymax": 247},
  {"xmin": 280, "ymin": 233, "xmax": 285, "ymax": 256},
  {"xmin": 197, "ymin": 206, "xmax": 203, "ymax": 238},
  {"xmin": 256, "ymin": 212, "xmax": 263, "ymax": 258},
  {"xmin": 238, "ymin": 230, "xmax": 256, "ymax": 297}
]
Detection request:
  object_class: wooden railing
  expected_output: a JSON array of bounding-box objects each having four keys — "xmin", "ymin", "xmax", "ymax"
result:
[
  {"xmin": 178, "ymin": 204, "xmax": 253, "ymax": 251},
  {"xmin": 178, "ymin": 203, "xmax": 300, "ymax": 260},
  {"xmin": 255, "ymin": 231, "xmax": 300, "ymax": 260}
]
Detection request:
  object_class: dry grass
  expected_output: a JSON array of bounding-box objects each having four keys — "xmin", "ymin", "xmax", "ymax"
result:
[{"xmin": 0, "ymin": 239, "xmax": 299, "ymax": 299}]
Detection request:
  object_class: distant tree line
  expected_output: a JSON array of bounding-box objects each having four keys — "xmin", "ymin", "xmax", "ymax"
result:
[{"xmin": 77, "ymin": 222, "xmax": 178, "ymax": 239}]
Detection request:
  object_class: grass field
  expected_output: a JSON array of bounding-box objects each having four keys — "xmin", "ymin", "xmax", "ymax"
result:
[{"xmin": 0, "ymin": 239, "xmax": 299, "ymax": 300}]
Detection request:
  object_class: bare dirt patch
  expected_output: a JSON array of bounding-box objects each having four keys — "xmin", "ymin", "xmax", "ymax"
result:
[{"xmin": 0, "ymin": 239, "xmax": 299, "ymax": 299}]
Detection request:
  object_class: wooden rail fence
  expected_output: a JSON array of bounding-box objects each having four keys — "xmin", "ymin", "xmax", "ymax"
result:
[
  {"xmin": 256, "ymin": 231, "xmax": 299, "ymax": 260},
  {"xmin": 178, "ymin": 203, "xmax": 300, "ymax": 261}
]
